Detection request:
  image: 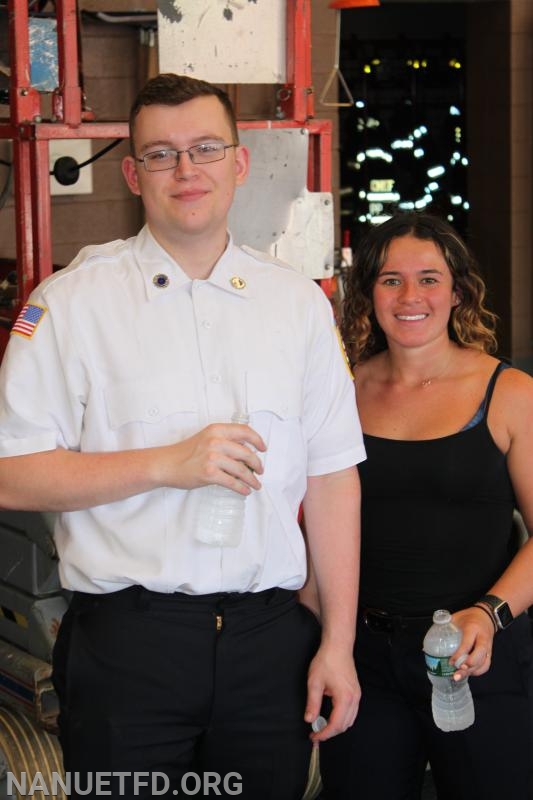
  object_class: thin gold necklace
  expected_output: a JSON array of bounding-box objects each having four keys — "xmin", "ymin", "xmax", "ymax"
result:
[{"xmin": 420, "ymin": 353, "xmax": 454, "ymax": 387}]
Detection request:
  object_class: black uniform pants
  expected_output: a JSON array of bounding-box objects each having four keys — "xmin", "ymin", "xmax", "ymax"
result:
[
  {"xmin": 320, "ymin": 611, "xmax": 533, "ymax": 800},
  {"xmin": 52, "ymin": 586, "xmax": 321, "ymax": 800}
]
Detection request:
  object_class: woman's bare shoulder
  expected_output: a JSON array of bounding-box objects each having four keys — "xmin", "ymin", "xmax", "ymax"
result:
[
  {"xmin": 488, "ymin": 360, "xmax": 533, "ymax": 446},
  {"xmin": 494, "ymin": 358, "xmax": 533, "ymax": 387}
]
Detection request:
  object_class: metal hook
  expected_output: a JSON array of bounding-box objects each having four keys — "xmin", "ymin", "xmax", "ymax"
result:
[{"xmin": 319, "ymin": 10, "xmax": 355, "ymax": 108}]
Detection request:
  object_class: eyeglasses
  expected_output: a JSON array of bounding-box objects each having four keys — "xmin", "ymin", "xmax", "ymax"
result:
[{"xmin": 134, "ymin": 142, "xmax": 237, "ymax": 172}]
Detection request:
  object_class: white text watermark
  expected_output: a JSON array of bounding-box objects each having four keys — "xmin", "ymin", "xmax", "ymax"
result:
[{"xmin": 7, "ymin": 771, "xmax": 243, "ymax": 797}]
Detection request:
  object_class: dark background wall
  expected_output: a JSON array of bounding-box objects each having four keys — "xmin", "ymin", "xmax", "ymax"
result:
[{"xmin": 334, "ymin": 0, "xmax": 532, "ymax": 368}]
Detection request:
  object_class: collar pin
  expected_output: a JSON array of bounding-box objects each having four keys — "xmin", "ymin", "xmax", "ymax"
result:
[
  {"xmin": 153, "ymin": 273, "xmax": 170, "ymax": 288},
  {"xmin": 230, "ymin": 276, "xmax": 246, "ymax": 290}
]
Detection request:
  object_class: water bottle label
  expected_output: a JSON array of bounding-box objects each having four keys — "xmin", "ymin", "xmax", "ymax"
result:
[{"xmin": 424, "ymin": 653, "xmax": 456, "ymax": 677}]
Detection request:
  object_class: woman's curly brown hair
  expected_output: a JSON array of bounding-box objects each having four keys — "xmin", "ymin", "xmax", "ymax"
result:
[{"xmin": 341, "ymin": 212, "xmax": 498, "ymax": 366}]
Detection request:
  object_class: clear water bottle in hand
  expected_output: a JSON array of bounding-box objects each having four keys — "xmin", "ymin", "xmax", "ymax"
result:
[
  {"xmin": 195, "ymin": 411, "xmax": 250, "ymax": 548},
  {"xmin": 423, "ymin": 609, "xmax": 475, "ymax": 732}
]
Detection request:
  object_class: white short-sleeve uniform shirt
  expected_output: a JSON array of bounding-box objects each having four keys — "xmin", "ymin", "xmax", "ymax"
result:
[{"xmin": 0, "ymin": 227, "xmax": 366, "ymax": 594}]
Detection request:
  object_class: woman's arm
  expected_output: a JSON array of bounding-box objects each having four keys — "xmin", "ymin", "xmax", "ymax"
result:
[{"xmin": 451, "ymin": 367, "xmax": 533, "ymax": 677}]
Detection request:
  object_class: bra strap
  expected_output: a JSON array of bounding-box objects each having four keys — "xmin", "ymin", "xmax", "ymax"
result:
[{"xmin": 482, "ymin": 361, "xmax": 510, "ymax": 418}]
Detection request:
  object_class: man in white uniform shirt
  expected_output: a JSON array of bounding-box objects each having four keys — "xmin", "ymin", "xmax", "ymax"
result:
[{"xmin": 0, "ymin": 74, "xmax": 365, "ymax": 799}]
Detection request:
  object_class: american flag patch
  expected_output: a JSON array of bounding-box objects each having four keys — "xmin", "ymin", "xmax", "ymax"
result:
[{"xmin": 11, "ymin": 303, "xmax": 47, "ymax": 339}]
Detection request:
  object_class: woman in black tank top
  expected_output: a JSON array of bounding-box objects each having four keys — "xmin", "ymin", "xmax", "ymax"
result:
[{"xmin": 318, "ymin": 213, "xmax": 533, "ymax": 800}]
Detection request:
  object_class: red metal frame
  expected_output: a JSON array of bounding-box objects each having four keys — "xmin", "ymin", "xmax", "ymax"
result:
[
  {"xmin": 280, "ymin": 0, "xmax": 314, "ymax": 123},
  {"xmin": 53, "ymin": 0, "xmax": 84, "ymax": 124},
  {"xmin": 0, "ymin": 0, "xmax": 332, "ymax": 346}
]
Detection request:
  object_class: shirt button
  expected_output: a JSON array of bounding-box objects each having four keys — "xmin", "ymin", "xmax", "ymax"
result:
[
  {"xmin": 210, "ymin": 374, "xmax": 222, "ymax": 384},
  {"xmin": 148, "ymin": 407, "xmax": 159, "ymax": 417},
  {"xmin": 202, "ymin": 320, "xmax": 212, "ymax": 330}
]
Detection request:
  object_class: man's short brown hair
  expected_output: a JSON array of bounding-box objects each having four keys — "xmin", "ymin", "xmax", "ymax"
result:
[{"xmin": 129, "ymin": 73, "xmax": 239, "ymax": 153}]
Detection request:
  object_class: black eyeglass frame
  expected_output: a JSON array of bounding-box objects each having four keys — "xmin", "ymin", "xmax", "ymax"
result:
[{"xmin": 134, "ymin": 143, "xmax": 238, "ymax": 172}]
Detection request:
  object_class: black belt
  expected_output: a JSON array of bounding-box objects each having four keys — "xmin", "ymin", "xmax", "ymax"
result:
[
  {"xmin": 70, "ymin": 585, "xmax": 295, "ymax": 613},
  {"xmin": 360, "ymin": 607, "xmax": 434, "ymax": 635}
]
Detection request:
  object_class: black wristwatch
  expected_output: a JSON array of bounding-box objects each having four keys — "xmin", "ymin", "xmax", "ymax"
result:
[{"xmin": 478, "ymin": 594, "xmax": 514, "ymax": 630}]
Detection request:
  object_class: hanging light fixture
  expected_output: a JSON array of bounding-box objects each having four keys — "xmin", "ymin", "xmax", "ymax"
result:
[{"xmin": 329, "ymin": 0, "xmax": 380, "ymax": 8}]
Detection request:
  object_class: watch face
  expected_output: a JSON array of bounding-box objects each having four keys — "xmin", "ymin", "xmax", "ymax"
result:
[
  {"xmin": 482, "ymin": 594, "xmax": 514, "ymax": 630},
  {"xmin": 496, "ymin": 601, "xmax": 513, "ymax": 629}
]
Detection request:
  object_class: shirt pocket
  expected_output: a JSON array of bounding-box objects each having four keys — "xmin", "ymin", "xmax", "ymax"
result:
[
  {"xmin": 246, "ymin": 369, "xmax": 306, "ymax": 485},
  {"xmin": 104, "ymin": 373, "xmax": 198, "ymax": 447}
]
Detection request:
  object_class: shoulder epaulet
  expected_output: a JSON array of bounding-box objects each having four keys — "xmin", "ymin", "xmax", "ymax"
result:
[
  {"xmin": 73, "ymin": 238, "xmax": 129, "ymax": 265},
  {"xmin": 36, "ymin": 238, "xmax": 131, "ymax": 294},
  {"xmin": 239, "ymin": 244, "xmax": 297, "ymax": 272}
]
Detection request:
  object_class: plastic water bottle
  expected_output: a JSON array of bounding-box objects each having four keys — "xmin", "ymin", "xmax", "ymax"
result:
[
  {"xmin": 423, "ymin": 609, "xmax": 475, "ymax": 732},
  {"xmin": 195, "ymin": 411, "xmax": 250, "ymax": 547}
]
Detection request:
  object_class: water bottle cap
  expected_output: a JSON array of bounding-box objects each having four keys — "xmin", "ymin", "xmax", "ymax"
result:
[
  {"xmin": 311, "ymin": 716, "xmax": 328, "ymax": 733},
  {"xmin": 433, "ymin": 609, "xmax": 452, "ymax": 625}
]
